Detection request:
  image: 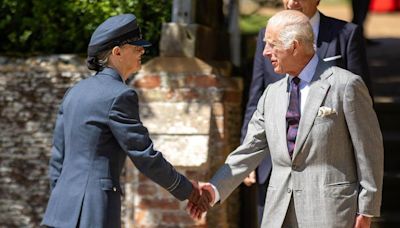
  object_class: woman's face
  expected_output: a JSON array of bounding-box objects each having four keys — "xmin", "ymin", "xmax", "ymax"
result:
[{"xmin": 120, "ymin": 44, "xmax": 145, "ymax": 76}]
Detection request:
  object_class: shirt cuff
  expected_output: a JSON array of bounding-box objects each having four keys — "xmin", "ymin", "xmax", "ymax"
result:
[
  {"xmin": 210, "ymin": 183, "xmax": 221, "ymax": 206},
  {"xmin": 358, "ymin": 213, "xmax": 373, "ymax": 218}
]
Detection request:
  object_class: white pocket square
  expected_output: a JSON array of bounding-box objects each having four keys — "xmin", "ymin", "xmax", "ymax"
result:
[
  {"xmin": 323, "ymin": 55, "xmax": 342, "ymax": 62},
  {"xmin": 317, "ymin": 106, "xmax": 336, "ymax": 117}
]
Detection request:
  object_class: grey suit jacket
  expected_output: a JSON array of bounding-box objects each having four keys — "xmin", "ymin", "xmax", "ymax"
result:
[
  {"xmin": 41, "ymin": 68, "xmax": 192, "ymax": 228},
  {"xmin": 241, "ymin": 13, "xmax": 370, "ymax": 185},
  {"xmin": 211, "ymin": 60, "xmax": 383, "ymax": 227}
]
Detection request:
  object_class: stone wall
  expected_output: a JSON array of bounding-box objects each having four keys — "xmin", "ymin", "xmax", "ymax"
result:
[
  {"xmin": 0, "ymin": 55, "xmax": 243, "ymax": 227},
  {"xmin": 0, "ymin": 55, "xmax": 91, "ymax": 227}
]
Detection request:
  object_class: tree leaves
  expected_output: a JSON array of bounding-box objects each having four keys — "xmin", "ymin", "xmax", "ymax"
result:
[{"xmin": 0, "ymin": 0, "xmax": 172, "ymax": 56}]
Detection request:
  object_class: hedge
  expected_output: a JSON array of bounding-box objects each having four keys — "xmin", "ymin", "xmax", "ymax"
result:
[{"xmin": 0, "ymin": 0, "xmax": 172, "ymax": 56}]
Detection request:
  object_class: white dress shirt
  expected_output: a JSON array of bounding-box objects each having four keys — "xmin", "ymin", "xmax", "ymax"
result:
[
  {"xmin": 288, "ymin": 53, "xmax": 319, "ymax": 114},
  {"xmin": 309, "ymin": 11, "xmax": 320, "ymax": 44}
]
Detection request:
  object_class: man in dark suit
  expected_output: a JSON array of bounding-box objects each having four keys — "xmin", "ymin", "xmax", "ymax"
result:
[
  {"xmin": 41, "ymin": 14, "xmax": 208, "ymax": 228},
  {"xmin": 352, "ymin": 0, "xmax": 373, "ymax": 44},
  {"xmin": 241, "ymin": 0, "xmax": 371, "ymax": 226}
]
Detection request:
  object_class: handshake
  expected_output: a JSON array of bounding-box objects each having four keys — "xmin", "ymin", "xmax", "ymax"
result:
[{"xmin": 186, "ymin": 181, "xmax": 216, "ymax": 219}]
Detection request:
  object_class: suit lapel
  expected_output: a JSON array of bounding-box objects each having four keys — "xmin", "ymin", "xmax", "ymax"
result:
[
  {"xmin": 316, "ymin": 13, "xmax": 331, "ymax": 59},
  {"xmin": 273, "ymin": 76, "xmax": 292, "ymax": 161},
  {"xmin": 292, "ymin": 61, "xmax": 332, "ymax": 159}
]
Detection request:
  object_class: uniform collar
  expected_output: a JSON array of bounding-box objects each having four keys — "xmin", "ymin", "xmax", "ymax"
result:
[{"xmin": 96, "ymin": 67, "xmax": 125, "ymax": 83}]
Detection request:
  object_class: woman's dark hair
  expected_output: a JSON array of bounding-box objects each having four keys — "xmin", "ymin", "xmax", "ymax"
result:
[{"xmin": 86, "ymin": 48, "xmax": 112, "ymax": 71}]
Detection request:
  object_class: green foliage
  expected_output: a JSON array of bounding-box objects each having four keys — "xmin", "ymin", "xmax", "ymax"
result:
[
  {"xmin": 0, "ymin": 0, "xmax": 172, "ymax": 56},
  {"xmin": 239, "ymin": 14, "xmax": 269, "ymax": 35}
]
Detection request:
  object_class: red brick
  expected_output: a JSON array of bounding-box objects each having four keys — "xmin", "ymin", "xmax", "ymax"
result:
[
  {"xmin": 134, "ymin": 75, "xmax": 161, "ymax": 89},
  {"xmin": 134, "ymin": 210, "xmax": 146, "ymax": 224},
  {"xmin": 134, "ymin": 210, "xmax": 161, "ymax": 227},
  {"xmin": 138, "ymin": 198, "xmax": 180, "ymax": 210},
  {"xmin": 219, "ymin": 77, "xmax": 242, "ymax": 90},
  {"xmin": 138, "ymin": 173, "xmax": 151, "ymax": 183},
  {"xmin": 162, "ymin": 211, "xmax": 198, "ymax": 225},
  {"xmin": 185, "ymin": 170, "xmax": 207, "ymax": 180},
  {"xmin": 159, "ymin": 187, "xmax": 176, "ymax": 199},
  {"xmin": 182, "ymin": 90, "xmax": 200, "ymax": 100},
  {"xmin": 185, "ymin": 75, "xmax": 218, "ymax": 88},
  {"xmin": 166, "ymin": 89, "xmax": 175, "ymax": 100},
  {"xmin": 137, "ymin": 184, "xmax": 158, "ymax": 196},
  {"xmin": 222, "ymin": 90, "xmax": 241, "ymax": 103}
]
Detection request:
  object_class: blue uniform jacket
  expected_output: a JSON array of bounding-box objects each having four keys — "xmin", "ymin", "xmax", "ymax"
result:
[{"xmin": 42, "ymin": 68, "xmax": 192, "ymax": 228}]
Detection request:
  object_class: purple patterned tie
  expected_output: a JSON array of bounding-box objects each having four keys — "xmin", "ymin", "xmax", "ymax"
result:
[{"xmin": 286, "ymin": 77, "xmax": 301, "ymax": 158}]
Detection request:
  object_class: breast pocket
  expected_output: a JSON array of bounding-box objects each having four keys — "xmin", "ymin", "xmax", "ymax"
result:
[
  {"xmin": 313, "ymin": 114, "xmax": 337, "ymax": 126},
  {"xmin": 323, "ymin": 55, "xmax": 344, "ymax": 69}
]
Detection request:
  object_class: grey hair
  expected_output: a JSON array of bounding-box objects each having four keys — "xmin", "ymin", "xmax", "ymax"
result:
[
  {"xmin": 97, "ymin": 49, "xmax": 112, "ymax": 66},
  {"xmin": 86, "ymin": 49, "xmax": 112, "ymax": 71},
  {"xmin": 267, "ymin": 10, "xmax": 315, "ymax": 53}
]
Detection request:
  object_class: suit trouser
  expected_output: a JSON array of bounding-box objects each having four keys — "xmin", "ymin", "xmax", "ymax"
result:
[
  {"xmin": 257, "ymin": 179, "xmax": 268, "ymax": 227},
  {"xmin": 282, "ymin": 197, "xmax": 298, "ymax": 228}
]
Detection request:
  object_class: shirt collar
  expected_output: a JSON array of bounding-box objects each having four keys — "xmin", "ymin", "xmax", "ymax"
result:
[
  {"xmin": 288, "ymin": 53, "xmax": 319, "ymax": 83},
  {"xmin": 309, "ymin": 11, "xmax": 320, "ymax": 42}
]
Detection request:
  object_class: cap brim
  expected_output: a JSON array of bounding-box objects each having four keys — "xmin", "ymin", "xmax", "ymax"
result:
[{"xmin": 129, "ymin": 39, "xmax": 152, "ymax": 47}]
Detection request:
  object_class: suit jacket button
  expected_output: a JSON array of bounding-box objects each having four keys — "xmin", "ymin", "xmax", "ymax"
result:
[
  {"xmin": 113, "ymin": 187, "xmax": 117, "ymax": 192},
  {"xmin": 287, "ymin": 188, "xmax": 292, "ymax": 194}
]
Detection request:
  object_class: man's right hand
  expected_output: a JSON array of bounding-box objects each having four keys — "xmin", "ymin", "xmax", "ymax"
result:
[
  {"xmin": 243, "ymin": 171, "xmax": 256, "ymax": 186},
  {"xmin": 199, "ymin": 182, "xmax": 215, "ymax": 205},
  {"xmin": 354, "ymin": 215, "xmax": 372, "ymax": 228}
]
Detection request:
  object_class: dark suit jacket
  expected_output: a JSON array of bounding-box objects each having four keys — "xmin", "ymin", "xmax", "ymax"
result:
[
  {"xmin": 241, "ymin": 12, "xmax": 370, "ymax": 184},
  {"xmin": 41, "ymin": 68, "xmax": 192, "ymax": 228}
]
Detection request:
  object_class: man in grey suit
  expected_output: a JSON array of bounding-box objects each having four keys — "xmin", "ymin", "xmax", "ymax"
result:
[
  {"xmin": 242, "ymin": 1, "xmax": 371, "ymax": 224},
  {"xmin": 191, "ymin": 10, "xmax": 383, "ymax": 228},
  {"xmin": 41, "ymin": 14, "xmax": 208, "ymax": 228},
  {"xmin": 243, "ymin": 0, "xmax": 372, "ymax": 224}
]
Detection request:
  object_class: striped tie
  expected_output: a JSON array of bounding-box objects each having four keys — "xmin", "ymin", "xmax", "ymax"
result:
[{"xmin": 286, "ymin": 77, "xmax": 301, "ymax": 158}]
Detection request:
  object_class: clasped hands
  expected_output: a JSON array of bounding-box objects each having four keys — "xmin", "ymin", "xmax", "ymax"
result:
[{"xmin": 187, "ymin": 181, "xmax": 215, "ymax": 219}]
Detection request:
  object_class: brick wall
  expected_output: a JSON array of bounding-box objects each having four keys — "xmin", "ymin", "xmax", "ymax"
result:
[
  {"xmin": 125, "ymin": 56, "xmax": 243, "ymax": 227},
  {"xmin": 0, "ymin": 55, "xmax": 243, "ymax": 227}
]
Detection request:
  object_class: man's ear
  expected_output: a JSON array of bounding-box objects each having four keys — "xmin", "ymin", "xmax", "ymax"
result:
[{"xmin": 292, "ymin": 40, "xmax": 300, "ymax": 55}]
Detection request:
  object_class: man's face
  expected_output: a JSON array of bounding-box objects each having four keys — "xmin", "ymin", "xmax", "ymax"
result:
[
  {"xmin": 263, "ymin": 26, "xmax": 295, "ymax": 75},
  {"xmin": 282, "ymin": 0, "xmax": 319, "ymax": 18}
]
